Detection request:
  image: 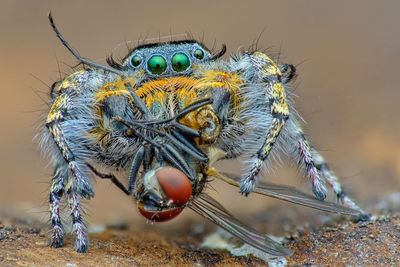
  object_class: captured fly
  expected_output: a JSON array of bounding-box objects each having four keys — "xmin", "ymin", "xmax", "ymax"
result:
[{"xmin": 41, "ymin": 13, "xmax": 369, "ymax": 254}]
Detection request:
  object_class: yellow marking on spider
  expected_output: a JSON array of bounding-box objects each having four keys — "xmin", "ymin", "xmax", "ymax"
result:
[
  {"xmin": 134, "ymin": 74, "xmax": 242, "ymax": 143},
  {"xmin": 259, "ymin": 82, "xmax": 289, "ymax": 156},
  {"xmin": 253, "ymin": 52, "xmax": 282, "ymax": 76},
  {"xmin": 59, "ymin": 80, "xmax": 76, "ymax": 90},
  {"xmin": 96, "ymin": 77, "xmax": 136, "ymax": 102},
  {"xmin": 58, "ymin": 70, "xmax": 86, "ymax": 91},
  {"xmin": 95, "ymin": 88, "xmax": 131, "ymax": 103},
  {"xmin": 196, "ymin": 70, "xmax": 243, "ymax": 106},
  {"xmin": 262, "ymin": 121, "xmax": 284, "ymax": 154},
  {"xmin": 265, "ymin": 64, "xmax": 281, "ymax": 76},
  {"xmin": 47, "ymin": 94, "xmax": 69, "ymax": 123},
  {"xmin": 271, "ymin": 82, "xmax": 289, "ymax": 116},
  {"xmin": 135, "ymin": 77, "xmax": 199, "ymax": 109},
  {"xmin": 94, "ymin": 77, "xmax": 137, "ymax": 118},
  {"xmin": 92, "ymin": 74, "xmax": 243, "ymax": 143},
  {"xmin": 135, "ymin": 77, "xmax": 197, "ymax": 96},
  {"xmin": 145, "ymin": 90, "xmax": 167, "ymax": 108}
]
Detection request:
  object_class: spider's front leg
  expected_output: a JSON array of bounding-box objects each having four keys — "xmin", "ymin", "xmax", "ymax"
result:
[
  {"xmin": 239, "ymin": 52, "xmax": 291, "ymax": 196},
  {"xmin": 48, "ymin": 164, "xmax": 67, "ymax": 248},
  {"xmin": 46, "ymin": 91, "xmax": 93, "ymax": 252}
]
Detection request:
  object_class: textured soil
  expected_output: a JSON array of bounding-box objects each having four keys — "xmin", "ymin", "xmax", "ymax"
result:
[
  {"xmin": 287, "ymin": 215, "xmax": 400, "ymax": 266},
  {"xmin": 1, "ymin": 209, "xmax": 399, "ymax": 267},
  {"xmin": 0, "ymin": 217, "xmax": 265, "ymax": 267}
]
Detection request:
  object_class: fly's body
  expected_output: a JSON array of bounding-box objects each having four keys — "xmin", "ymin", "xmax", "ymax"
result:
[{"xmin": 41, "ymin": 14, "xmax": 369, "ymax": 255}]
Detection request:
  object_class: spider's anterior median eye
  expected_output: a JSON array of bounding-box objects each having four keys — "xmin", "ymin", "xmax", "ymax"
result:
[
  {"xmin": 193, "ymin": 49, "xmax": 205, "ymax": 60},
  {"xmin": 131, "ymin": 55, "xmax": 142, "ymax": 67},
  {"xmin": 171, "ymin": 53, "xmax": 190, "ymax": 72},
  {"xmin": 147, "ymin": 55, "xmax": 167, "ymax": 74}
]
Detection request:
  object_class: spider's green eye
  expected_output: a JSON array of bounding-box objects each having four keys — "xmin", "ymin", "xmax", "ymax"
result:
[
  {"xmin": 171, "ymin": 53, "xmax": 190, "ymax": 72},
  {"xmin": 147, "ymin": 55, "xmax": 167, "ymax": 74},
  {"xmin": 193, "ymin": 49, "xmax": 205, "ymax": 60},
  {"xmin": 131, "ymin": 55, "xmax": 142, "ymax": 67}
]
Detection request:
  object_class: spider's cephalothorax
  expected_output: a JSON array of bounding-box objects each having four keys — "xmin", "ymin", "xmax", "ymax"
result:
[{"xmin": 41, "ymin": 14, "xmax": 368, "ymax": 254}]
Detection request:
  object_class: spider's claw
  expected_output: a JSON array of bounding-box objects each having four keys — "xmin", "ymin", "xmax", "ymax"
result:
[
  {"xmin": 50, "ymin": 225, "xmax": 64, "ymax": 248},
  {"xmin": 311, "ymin": 183, "xmax": 327, "ymax": 201},
  {"xmin": 337, "ymin": 191, "xmax": 371, "ymax": 222},
  {"xmin": 75, "ymin": 238, "xmax": 89, "ymax": 253},
  {"xmin": 239, "ymin": 175, "xmax": 256, "ymax": 196},
  {"xmin": 240, "ymin": 159, "xmax": 262, "ymax": 196},
  {"xmin": 354, "ymin": 213, "xmax": 372, "ymax": 222}
]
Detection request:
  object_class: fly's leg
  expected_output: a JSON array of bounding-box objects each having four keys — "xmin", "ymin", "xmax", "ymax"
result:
[
  {"xmin": 240, "ymin": 52, "xmax": 289, "ymax": 195},
  {"xmin": 49, "ymin": 165, "xmax": 67, "ymax": 248},
  {"xmin": 127, "ymin": 145, "xmax": 145, "ymax": 194},
  {"xmin": 87, "ymin": 164, "xmax": 131, "ymax": 196},
  {"xmin": 311, "ymin": 148, "xmax": 370, "ymax": 220},
  {"xmin": 46, "ymin": 92, "xmax": 93, "ymax": 252},
  {"xmin": 87, "ymin": 164, "xmax": 130, "ymax": 195}
]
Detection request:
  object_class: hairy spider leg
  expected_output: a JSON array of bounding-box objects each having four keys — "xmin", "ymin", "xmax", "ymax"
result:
[{"xmin": 46, "ymin": 91, "xmax": 93, "ymax": 252}]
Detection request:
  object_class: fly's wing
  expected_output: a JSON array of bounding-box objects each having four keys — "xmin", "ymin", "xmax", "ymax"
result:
[
  {"xmin": 219, "ymin": 172, "xmax": 361, "ymax": 216},
  {"xmin": 189, "ymin": 194, "xmax": 292, "ymax": 256}
]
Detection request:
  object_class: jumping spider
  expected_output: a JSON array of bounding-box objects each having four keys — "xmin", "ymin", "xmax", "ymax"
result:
[{"xmin": 41, "ymin": 13, "xmax": 369, "ymax": 254}]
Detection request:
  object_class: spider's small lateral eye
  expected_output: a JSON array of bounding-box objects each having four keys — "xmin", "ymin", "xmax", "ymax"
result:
[
  {"xmin": 131, "ymin": 55, "xmax": 142, "ymax": 67},
  {"xmin": 147, "ymin": 55, "xmax": 167, "ymax": 74},
  {"xmin": 193, "ymin": 49, "xmax": 205, "ymax": 60},
  {"xmin": 171, "ymin": 53, "xmax": 190, "ymax": 72}
]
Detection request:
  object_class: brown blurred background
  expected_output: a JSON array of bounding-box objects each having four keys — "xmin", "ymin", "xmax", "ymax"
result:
[{"xmin": 0, "ymin": 0, "xmax": 399, "ymax": 227}]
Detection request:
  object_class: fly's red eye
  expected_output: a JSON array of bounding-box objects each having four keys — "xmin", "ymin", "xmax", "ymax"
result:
[
  {"xmin": 156, "ymin": 167, "xmax": 192, "ymax": 206},
  {"xmin": 138, "ymin": 205, "xmax": 183, "ymax": 222},
  {"xmin": 137, "ymin": 167, "xmax": 192, "ymax": 222}
]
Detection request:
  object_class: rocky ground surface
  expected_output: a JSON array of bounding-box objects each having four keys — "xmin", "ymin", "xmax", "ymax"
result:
[
  {"xmin": 286, "ymin": 215, "xmax": 399, "ymax": 266},
  {"xmin": 1, "ymin": 195, "xmax": 399, "ymax": 267}
]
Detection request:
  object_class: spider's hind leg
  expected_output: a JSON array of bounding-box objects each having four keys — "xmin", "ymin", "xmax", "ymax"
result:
[
  {"xmin": 311, "ymin": 147, "xmax": 370, "ymax": 220},
  {"xmin": 295, "ymin": 129, "xmax": 328, "ymax": 201},
  {"xmin": 292, "ymin": 125, "xmax": 370, "ymax": 220}
]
